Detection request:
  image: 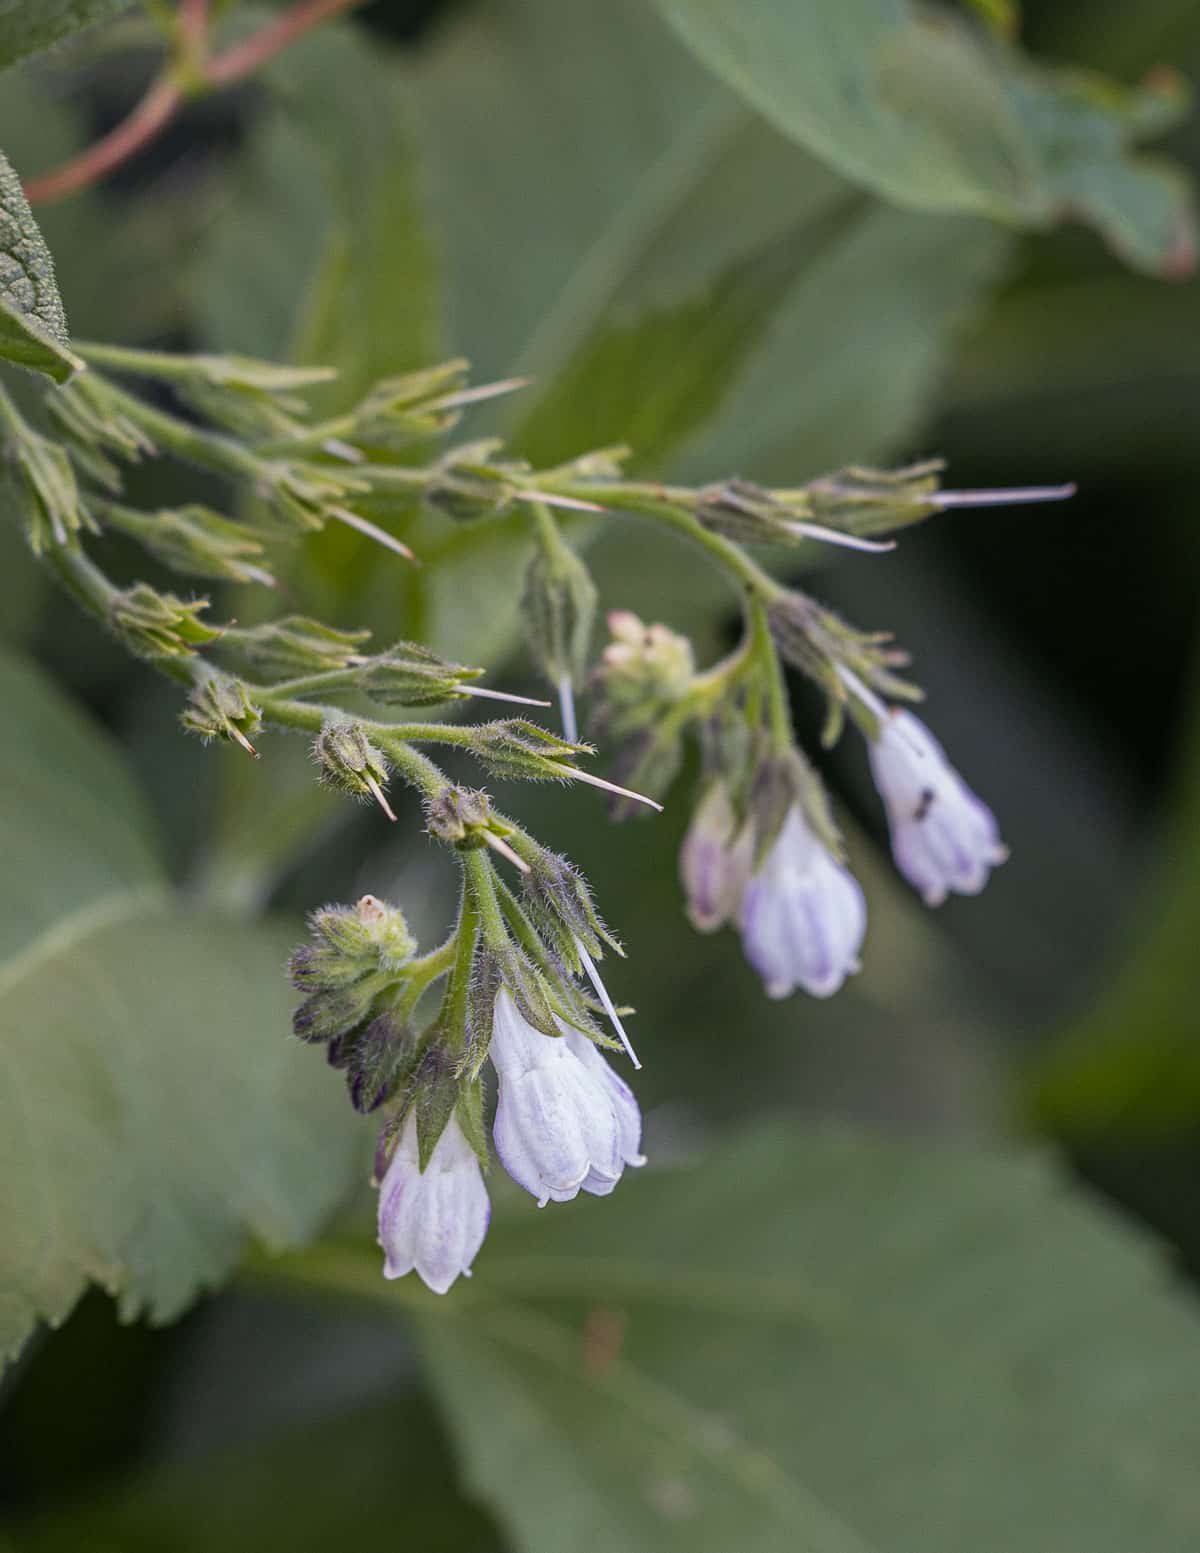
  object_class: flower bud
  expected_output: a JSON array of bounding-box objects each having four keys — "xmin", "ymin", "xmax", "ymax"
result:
[
  {"xmin": 591, "ymin": 611, "xmax": 695, "ymax": 739},
  {"xmin": 1, "ymin": 394, "xmax": 95, "ymax": 553},
  {"xmin": 424, "ymin": 785, "xmax": 494, "ymax": 846},
  {"xmin": 522, "ymin": 526, "xmax": 597, "ymax": 692},
  {"xmin": 423, "ymin": 440, "xmax": 520, "ymax": 523},
  {"xmin": 46, "ymin": 372, "xmax": 155, "ymax": 490},
  {"xmin": 109, "ymin": 584, "xmax": 221, "ymax": 659},
  {"xmin": 693, "ymin": 479, "xmax": 792, "ymax": 546},
  {"xmin": 678, "ymin": 779, "xmax": 753, "ymax": 933},
  {"xmin": 100, "ymin": 501, "xmax": 274, "ymax": 588},
  {"xmin": 181, "ymin": 668, "xmax": 262, "ymax": 757},
  {"xmin": 766, "ymin": 592, "xmax": 916, "ymax": 744},
  {"xmin": 356, "ymin": 641, "xmax": 482, "ymax": 707},
  {"xmin": 313, "ymin": 720, "xmax": 395, "ymax": 818},
  {"xmin": 290, "ymin": 896, "xmax": 417, "ymax": 989},
  {"xmin": 803, "ymin": 461, "xmax": 944, "ymax": 537},
  {"xmin": 338, "ymin": 1009, "xmax": 420, "ymax": 1114},
  {"xmin": 468, "ymin": 719, "xmax": 590, "ymax": 783},
  {"xmin": 518, "ymin": 840, "xmax": 621, "ymax": 965},
  {"xmin": 231, "ymin": 615, "xmax": 371, "ymax": 674}
]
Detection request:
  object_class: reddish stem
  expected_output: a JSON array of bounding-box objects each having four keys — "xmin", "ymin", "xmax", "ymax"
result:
[
  {"xmin": 23, "ymin": 74, "xmax": 182, "ymax": 205},
  {"xmin": 207, "ymin": 0, "xmax": 365, "ymax": 84},
  {"xmin": 23, "ymin": 0, "xmax": 367, "ymax": 206}
]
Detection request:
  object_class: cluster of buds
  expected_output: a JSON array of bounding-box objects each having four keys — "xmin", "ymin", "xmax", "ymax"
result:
[
  {"xmin": 290, "ymin": 851, "xmax": 643, "ymax": 1294},
  {"xmin": 588, "ymin": 611, "xmax": 697, "ymax": 813},
  {"xmin": 0, "ymin": 387, "xmax": 95, "ymax": 552}
]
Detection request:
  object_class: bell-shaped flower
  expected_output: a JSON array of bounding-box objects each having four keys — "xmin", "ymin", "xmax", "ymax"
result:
[
  {"xmin": 561, "ymin": 1027, "xmax": 646, "ymax": 1196},
  {"xmin": 678, "ymin": 780, "xmax": 754, "ymax": 933},
  {"xmin": 490, "ymin": 989, "xmax": 627, "ymax": 1206},
  {"xmin": 376, "ymin": 1110, "xmax": 490, "ymax": 1294},
  {"xmin": 868, "ymin": 709, "xmax": 1007, "ymax": 906},
  {"xmin": 739, "ymin": 804, "xmax": 867, "ymax": 999}
]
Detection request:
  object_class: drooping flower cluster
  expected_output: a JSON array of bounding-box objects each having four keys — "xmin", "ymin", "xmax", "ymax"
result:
[{"xmin": 289, "ymin": 832, "xmax": 644, "ymax": 1295}]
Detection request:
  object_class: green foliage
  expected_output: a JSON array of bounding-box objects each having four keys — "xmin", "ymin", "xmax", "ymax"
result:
[
  {"xmin": 0, "ymin": 0, "xmax": 133, "ymax": 73},
  {"xmin": 272, "ymin": 1124, "xmax": 1200, "ymax": 1553},
  {"xmin": 0, "ymin": 652, "xmax": 359, "ymax": 1362},
  {"xmin": 0, "ymin": 148, "xmax": 80, "ymax": 380},
  {"xmin": 654, "ymin": 0, "xmax": 1196, "ymax": 274}
]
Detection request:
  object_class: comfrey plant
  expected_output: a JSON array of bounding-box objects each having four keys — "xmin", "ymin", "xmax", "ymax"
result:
[{"xmin": 1, "ymin": 338, "xmax": 1070, "ymax": 1294}]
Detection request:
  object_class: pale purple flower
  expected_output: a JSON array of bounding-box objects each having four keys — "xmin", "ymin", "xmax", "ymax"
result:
[
  {"xmin": 377, "ymin": 1110, "xmax": 490, "ymax": 1294},
  {"xmin": 561, "ymin": 1027, "xmax": 646, "ymax": 1196},
  {"xmin": 739, "ymin": 804, "xmax": 867, "ymax": 999},
  {"xmin": 678, "ymin": 780, "xmax": 754, "ymax": 933},
  {"xmin": 490, "ymin": 989, "xmax": 631, "ymax": 1206},
  {"xmin": 868, "ymin": 709, "xmax": 1007, "ymax": 906}
]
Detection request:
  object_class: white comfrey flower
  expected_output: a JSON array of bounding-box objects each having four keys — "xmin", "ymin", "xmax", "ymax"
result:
[
  {"xmin": 561, "ymin": 1027, "xmax": 646, "ymax": 1195},
  {"xmin": 490, "ymin": 988, "xmax": 629, "ymax": 1206},
  {"xmin": 376, "ymin": 1110, "xmax": 490, "ymax": 1294},
  {"xmin": 868, "ymin": 709, "xmax": 1007, "ymax": 906},
  {"xmin": 739, "ymin": 804, "xmax": 867, "ymax": 1000},
  {"xmin": 678, "ymin": 780, "xmax": 754, "ymax": 933}
]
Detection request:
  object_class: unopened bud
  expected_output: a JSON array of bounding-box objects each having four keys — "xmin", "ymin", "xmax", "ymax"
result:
[
  {"xmin": 424, "ymin": 785, "xmax": 494, "ymax": 846},
  {"xmin": 356, "ymin": 641, "xmax": 481, "ymax": 706},
  {"xmin": 337, "ymin": 1009, "xmax": 420, "ymax": 1114},
  {"xmin": 101, "ymin": 501, "xmax": 274, "ymax": 588},
  {"xmin": 518, "ymin": 840, "xmax": 621, "ymax": 964},
  {"xmin": 181, "ymin": 668, "xmax": 262, "ymax": 757},
  {"xmin": 468, "ymin": 719, "xmax": 590, "ymax": 783},
  {"xmin": 109, "ymin": 583, "xmax": 221, "ymax": 659},
  {"xmin": 1, "ymin": 398, "xmax": 95, "ymax": 553},
  {"xmin": 423, "ymin": 440, "xmax": 520, "ymax": 523},
  {"xmin": 231, "ymin": 615, "xmax": 370, "ymax": 674},
  {"xmin": 291, "ymin": 896, "xmax": 417, "ymax": 989},
  {"xmin": 592, "ymin": 611, "xmax": 695, "ymax": 738},
  {"xmin": 46, "ymin": 372, "xmax": 155, "ymax": 491},
  {"xmin": 523, "ymin": 524, "xmax": 597, "ymax": 691},
  {"xmin": 313, "ymin": 720, "xmax": 396, "ymax": 820}
]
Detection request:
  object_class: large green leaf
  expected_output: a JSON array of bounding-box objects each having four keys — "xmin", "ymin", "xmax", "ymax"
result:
[
  {"xmin": 0, "ymin": 653, "xmax": 359, "ymax": 1362},
  {"xmin": 0, "ymin": 0, "xmax": 132, "ymax": 72},
  {"xmin": 278, "ymin": 1125, "xmax": 1200, "ymax": 1552},
  {"xmin": 653, "ymin": 0, "xmax": 1196, "ymax": 275},
  {"xmin": 0, "ymin": 148, "xmax": 80, "ymax": 381}
]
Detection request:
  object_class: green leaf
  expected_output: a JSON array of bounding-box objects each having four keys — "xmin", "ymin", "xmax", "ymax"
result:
[
  {"xmin": 653, "ymin": 0, "xmax": 1196, "ymax": 275},
  {"xmin": 0, "ymin": 652, "xmax": 359, "ymax": 1362},
  {"xmin": 0, "ymin": 148, "xmax": 81, "ymax": 381},
  {"xmin": 399, "ymin": 1125, "xmax": 1200, "ymax": 1553},
  {"xmin": 0, "ymin": 0, "xmax": 133, "ymax": 72}
]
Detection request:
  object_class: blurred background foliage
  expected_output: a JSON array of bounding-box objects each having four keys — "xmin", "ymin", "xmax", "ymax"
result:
[{"xmin": 3, "ymin": 1, "xmax": 1200, "ymax": 1549}]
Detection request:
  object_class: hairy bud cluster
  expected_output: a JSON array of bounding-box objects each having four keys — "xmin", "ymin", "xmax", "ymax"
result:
[
  {"xmin": 1, "ymin": 394, "xmax": 95, "ymax": 553},
  {"xmin": 289, "ymin": 896, "xmax": 420, "ymax": 1113}
]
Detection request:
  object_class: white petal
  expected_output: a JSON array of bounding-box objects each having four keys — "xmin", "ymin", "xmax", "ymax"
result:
[
  {"xmin": 869, "ymin": 710, "xmax": 1006, "ymax": 906},
  {"xmin": 377, "ymin": 1114, "xmax": 490, "ymax": 1293},
  {"xmin": 678, "ymin": 783, "xmax": 752, "ymax": 933},
  {"xmin": 739, "ymin": 806, "xmax": 866, "ymax": 1000},
  {"xmin": 563, "ymin": 1027, "xmax": 646, "ymax": 1167}
]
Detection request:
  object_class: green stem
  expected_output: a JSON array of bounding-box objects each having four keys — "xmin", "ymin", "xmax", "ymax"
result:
[
  {"xmin": 97, "ymin": 374, "xmax": 264, "ymax": 483},
  {"xmin": 750, "ymin": 596, "xmax": 793, "ymax": 753},
  {"xmin": 438, "ymin": 889, "xmax": 478, "ymax": 1056},
  {"xmin": 461, "ymin": 849, "xmax": 509, "ymax": 953},
  {"xmin": 550, "ymin": 479, "xmax": 781, "ymax": 600},
  {"xmin": 395, "ymin": 933, "xmax": 459, "ymax": 1020}
]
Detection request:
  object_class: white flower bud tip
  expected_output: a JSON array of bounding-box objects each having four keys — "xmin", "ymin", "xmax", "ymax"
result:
[
  {"xmin": 490, "ymin": 989, "xmax": 644, "ymax": 1206},
  {"xmin": 376, "ymin": 1112, "xmax": 490, "ymax": 1294},
  {"xmin": 678, "ymin": 782, "xmax": 753, "ymax": 935},
  {"xmin": 739, "ymin": 805, "xmax": 867, "ymax": 1000},
  {"xmin": 868, "ymin": 709, "xmax": 1007, "ymax": 906}
]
